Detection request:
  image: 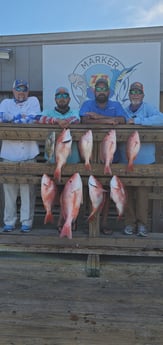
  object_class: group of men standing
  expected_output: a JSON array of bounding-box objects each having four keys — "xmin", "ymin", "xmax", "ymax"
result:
[{"xmin": 0, "ymin": 77, "xmax": 163, "ymax": 236}]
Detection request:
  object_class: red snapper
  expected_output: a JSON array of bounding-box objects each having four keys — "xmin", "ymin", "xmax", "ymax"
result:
[
  {"xmin": 126, "ymin": 130, "xmax": 141, "ymax": 172},
  {"xmin": 110, "ymin": 175, "xmax": 127, "ymax": 219},
  {"xmin": 60, "ymin": 173, "xmax": 83, "ymax": 239},
  {"xmin": 41, "ymin": 174, "xmax": 58, "ymax": 224},
  {"xmin": 54, "ymin": 128, "xmax": 72, "ymax": 182},
  {"xmin": 78, "ymin": 129, "xmax": 93, "ymax": 171},
  {"xmin": 88, "ymin": 175, "xmax": 106, "ymax": 222},
  {"xmin": 100, "ymin": 129, "xmax": 116, "ymax": 175}
]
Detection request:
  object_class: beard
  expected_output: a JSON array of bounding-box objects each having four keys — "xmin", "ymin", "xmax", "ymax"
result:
[
  {"xmin": 58, "ymin": 102, "xmax": 67, "ymax": 109},
  {"xmin": 56, "ymin": 101, "xmax": 69, "ymax": 110},
  {"xmin": 131, "ymin": 99, "xmax": 141, "ymax": 106},
  {"xmin": 95, "ymin": 94, "xmax": 108, "ymax": 104}
]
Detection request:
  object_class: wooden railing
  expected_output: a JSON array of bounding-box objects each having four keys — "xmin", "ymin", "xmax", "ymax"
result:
[
  {"xmin": 0, "ymin": 123, "xmax": 163, "ymax": 275},
  {"xmin": 0, "ymin": 123, "xmax": 163, "ymax": 186}
]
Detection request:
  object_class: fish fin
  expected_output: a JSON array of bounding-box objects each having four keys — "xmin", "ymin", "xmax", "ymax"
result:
[
  {"xmin": 44, "ymin": 212, "xmax": 54, "ymax": 224},
  {"xmin": 60, "ymin": 222, "xmax": 72, "ymax": 239},
  {"xmin": 88, "ymin": 202, "xmax": 105, "ymax": 222}
]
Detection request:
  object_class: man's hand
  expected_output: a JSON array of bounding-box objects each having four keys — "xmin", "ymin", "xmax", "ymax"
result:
[
  {"xmin": 85, "ymin": 112, "xmax": 99, "ymax": 119},
  {"xmin": 127, "ymin": 119, "xmax": 135, "ymax": 124},
  {"xmin": 108, "ymin": 118, "xmax": 119, "ymax": 125},
  {"xmin": 56, "ymin": 119, "xmax": 70, "ymax": 128}
]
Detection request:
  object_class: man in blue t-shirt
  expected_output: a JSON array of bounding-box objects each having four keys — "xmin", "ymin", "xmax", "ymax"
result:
[
  {"xmin": 79, "ymin": 78, "xmax": 127, "ymax": 164},
  {"xmin": 79, "ymin": 78, "xmax": 127, "ymax": 125},
  {"xmin": 79, "ymin": 78, "xmax": 127, "ymax": 235}
]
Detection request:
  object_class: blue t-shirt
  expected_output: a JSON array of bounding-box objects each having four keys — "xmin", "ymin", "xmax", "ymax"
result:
[
  {"xmin": 79, "ymin": 99, "xmax": 127, "ymax": 118},
  {"xmin": 79, "ymin": 99, "xmax": 127, "ymax": 163}
]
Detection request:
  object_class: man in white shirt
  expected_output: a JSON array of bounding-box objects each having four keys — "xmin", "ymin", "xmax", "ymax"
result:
[{"xmin": 0, "ymin": 79, "xmax": 41, "ymax": 232}]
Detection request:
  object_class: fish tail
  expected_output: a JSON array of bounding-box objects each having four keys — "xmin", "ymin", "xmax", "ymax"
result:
[
  {"xmin": 85, "ymin": 162, "xmax": 92, "ymax": 171},
  {"xmin": 44, "ymin": 212, "xmax": 54, "ymax": 224},
  {"xmin": 88, "ymin": 211, "xmax": 96, "ymax": 222},
  {"xmin": 54, "ymin": 167, "xmax": 61, "ymax": 182},
  {"xmin": 126, "ymin": 161, "xmax": 134, "ymax": 172},
  {"xmin": 104, "ymin": 165, "xmax": 112, "ymax": 175},
  {"xmin": 60, "ymin": 222, "xmax": 72, "ymax": 239}
]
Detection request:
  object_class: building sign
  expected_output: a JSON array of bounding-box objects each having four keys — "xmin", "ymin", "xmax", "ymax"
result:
[{"xmin": 43, "ymin": 42, "xmax": 160, "ymax": 110}]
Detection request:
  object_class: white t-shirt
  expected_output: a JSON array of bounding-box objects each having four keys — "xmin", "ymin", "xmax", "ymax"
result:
[{"xmin": 0, "ymin": 97, "xmax": 41, "ymax": 161}]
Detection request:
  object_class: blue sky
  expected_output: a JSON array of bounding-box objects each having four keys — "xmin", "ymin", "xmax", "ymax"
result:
[{"xmin": 0, "ymin": 0, "xmax": 163, "ymax": 36}]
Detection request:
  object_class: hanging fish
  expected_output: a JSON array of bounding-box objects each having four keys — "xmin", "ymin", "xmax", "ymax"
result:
[
  {"xmin": 54, "ymin": 128, "xmax": 72, "ymax": 182},
  {"xmin": 110, "ymin": 175, "xmax": 127, "ymax": 219},
  {"xmin": 88, "ymin": 175, "xmax": 106, "ymax": 222},
  {"xmin": 78, "ymin": 129, "xmax": 93, "ymax": 171},
  {"xmin": 41, "ymin": 174, "xmax": 58, "ymax": 224},
  {"xmin": 59, "ymin": 173, "xmax": 83, "ymax": 239},
  {"xmin": 126, "ymin": 130, "xmax": 141, "ymax": 172},
  {"xmin": 100, "ymin": 129, "xmax": 116, "ymax": 175}
]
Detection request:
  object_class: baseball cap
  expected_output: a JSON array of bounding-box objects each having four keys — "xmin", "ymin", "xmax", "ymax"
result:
[
  {"xmin": 129, "ymin": 82, "xmax": 144, "ymax": 92},
  {"xmin": 95, "ymin": 78, "xmax": 109, "ymax": 88},
  {"xmin": 13, "ymin": 79, "xmax": 29, "ymax": 90},
  {"xmin": 55, "ymin": 86, "xmax": 69, "ymax": 95}
]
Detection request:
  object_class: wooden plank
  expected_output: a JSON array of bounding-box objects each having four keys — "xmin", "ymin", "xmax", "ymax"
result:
[
  {"xmin": 86, "ymin": 254, "xmax": 100, "ymax": 277},
  {"xmin": 1, "ymin": 231, "xmax": 163, "ymax": 257},
  {"xmin": 1, "ymin": 162, "xmax": 163, "ymax": 178},
  {"xmin": 0, "ymin": 174, "xmax": 163, "ymax": 186},
  {"xmin": 1, "ymin": 123, "xmax": 163, "ymax": 141}
]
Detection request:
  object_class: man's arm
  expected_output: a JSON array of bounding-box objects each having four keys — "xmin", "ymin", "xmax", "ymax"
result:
[{"xmin": 81, "ymin": 112, "xmax": 125, "ymax": 124}]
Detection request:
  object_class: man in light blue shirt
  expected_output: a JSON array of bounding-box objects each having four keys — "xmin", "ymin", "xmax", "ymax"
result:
[{"xmin": 120, "ymin": 81, "xmax": 163, "ymax": 237}]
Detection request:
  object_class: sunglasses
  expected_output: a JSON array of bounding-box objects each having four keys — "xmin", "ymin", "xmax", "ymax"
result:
[
  {"xmin": 95, "ymin": 87, "xmax": 109, "ymax": 92},
  {"xmin": 129, "ymin": 90, "xmax": 143, "ymax": 95},
  {"xmin": 15, "ymin": 86, "xmax": 28, "ymax": 92},
  {"xmin": 55, "ymin": 93, "xmax": 69, "ymax": 99}
]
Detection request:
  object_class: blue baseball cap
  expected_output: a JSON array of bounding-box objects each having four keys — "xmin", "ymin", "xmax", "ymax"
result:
[{"xmin": 13, "ymin": 79, "xmax": 29, "ymax": 90}]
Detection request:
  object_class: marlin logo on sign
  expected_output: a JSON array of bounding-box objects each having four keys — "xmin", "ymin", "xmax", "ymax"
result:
[{"xmin": 68, "ymin": 53, "xmax": 141, "ymax": 107}]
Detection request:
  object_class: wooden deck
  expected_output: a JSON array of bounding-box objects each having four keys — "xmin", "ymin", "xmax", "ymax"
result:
[
  {"xmin": 0, "ymin": 250, "xmax": 163, "ymax": 345},
  {"xmin": 1, "ymin": 223, "xmax": 163, "ymax": 280},
  {"xmin": 0, "ymin": 124, "xmax": 163, "ymax": 343},
  {"xmin": 1, "ymin": 225, "xmax": 163, "ymax": 257}
]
